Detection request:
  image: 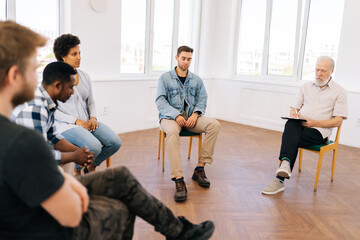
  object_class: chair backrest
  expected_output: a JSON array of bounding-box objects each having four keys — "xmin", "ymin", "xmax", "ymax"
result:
[{"xmin": 333, "ymin": 125, "xmax": 342, "ymax": 145}]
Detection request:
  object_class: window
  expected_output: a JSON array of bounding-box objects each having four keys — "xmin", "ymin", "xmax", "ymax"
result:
[
  {"xmin": 120, "ymin": 0, "xmax": 200, "ymax": 74},
  {"xmin": 15, "ymin": 0, "xmax": 60, "ymax": 71},
  {"xmin": 178, "ymin": 0, "xmax": 200, "ymax": 73},
  {"xmin": 236, "ymin": 0, "xmax": 266, "ymax": 76},
  {"xmin": 0, "ymin": 0, "xmax": 5, "ymax": 20},
  {"xmin": 302, "ymin": 0, "xmax": 344, "ymax": 80},
  {"xmin": 151, "ymin": 0, "xmax": 174, "ymax": 71},
  {"xmin": 267, "ymin": 0, "xmax": 298, "ymax": 76},
  {"xmin": 235, "ymin": 0, "xmax": 345, "ymax": 81},
  {"xmin": 120, "ymin": 0, "xmax": 147, "ymax": 73}
]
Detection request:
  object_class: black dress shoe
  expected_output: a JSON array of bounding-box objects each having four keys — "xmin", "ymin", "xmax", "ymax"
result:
[
  {"xmin": 166, "ymin": 216, "xmax": 215, "ymax": 240},
  {"xmin": 192, "ymin": 168, "xmax": 210, "ymax": 187},
  {"xmin": 174, "ymin": 179, "xmax": 187, "ymax": 202}
]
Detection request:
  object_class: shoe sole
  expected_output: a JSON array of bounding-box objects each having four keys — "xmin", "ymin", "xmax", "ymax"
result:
[
  {"xmin": 262, "ymin": 186, "xmax": 285, "ymax": 195},
  {"xmin": 192, "ymin": 175, "xmax": 210, "ymax": 188},
  {"xmin": 276, "ymin": 169, "xmax": 291, "ymax": 178},
  {"xmin": 174, "ymin": 195, "xmax": 187, "ymax": 202}
]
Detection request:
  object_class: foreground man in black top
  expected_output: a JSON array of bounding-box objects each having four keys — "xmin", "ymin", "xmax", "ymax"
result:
[{"xmin": 0, "ymin": 20, "xmax": 214, "ymax": 240}]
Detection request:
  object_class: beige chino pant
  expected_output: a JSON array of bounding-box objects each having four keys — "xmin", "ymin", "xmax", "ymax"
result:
[{"xmin": 160, "ymin": 114, "xmax": 220, "ymax": 179}]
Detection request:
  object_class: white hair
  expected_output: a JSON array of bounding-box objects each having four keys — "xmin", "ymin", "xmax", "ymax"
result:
[{"xmin": 316, "ymin": 56, "xmax": 335, "ymax": 69}]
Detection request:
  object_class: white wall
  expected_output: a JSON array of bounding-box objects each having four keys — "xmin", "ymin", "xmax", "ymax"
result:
[
  {"xmin": 68, "ymin": 0, "xmax": 360, "ymax": 148},
  {"xmin": 202, "ymin": 0, "xmax": 360, "ymax": 148}
]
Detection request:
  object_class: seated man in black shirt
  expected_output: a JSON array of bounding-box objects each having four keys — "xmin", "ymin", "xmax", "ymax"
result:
[{"xmin": 0, "ymin": 20, "xmax": 214, "ymax": 240}]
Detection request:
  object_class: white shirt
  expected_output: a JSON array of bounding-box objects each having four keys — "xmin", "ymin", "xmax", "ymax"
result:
[{"xmin": 292, "ymin": 79, "xmax": 347, "ymax": 138}]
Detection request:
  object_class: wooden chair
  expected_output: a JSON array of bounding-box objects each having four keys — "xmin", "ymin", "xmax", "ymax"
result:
[
  {"xmin": 83, "ymin": 157, "xmax": 111, "ymax": 174},
  {"xmin": 298, "ymin": 126, "xmax": 341, "ymax": 192},
  {"xmin": 106, "ymin": 157, "xmax": 111, "ymax": 167},
  {"xmin": 158, "ymin": 129, "xmax": 202, "ymax": 172}
]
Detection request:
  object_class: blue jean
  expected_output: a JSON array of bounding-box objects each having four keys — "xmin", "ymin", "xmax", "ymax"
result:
[{"xmin": 62, "ymin": 122, "xmax": 121, "ymax": 170}]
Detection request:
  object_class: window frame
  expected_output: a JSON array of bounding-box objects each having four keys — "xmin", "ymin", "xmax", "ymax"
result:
[
  {"xmin": 119, "ymin": 0, "xmax": 201, "ymax": 77},
  {"xmin": 234, "ymin": 0, "xmax": 342, "ymax": 83}
]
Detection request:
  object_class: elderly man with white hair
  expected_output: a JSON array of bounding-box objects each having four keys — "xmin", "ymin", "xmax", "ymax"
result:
[{"xmin": 262, "ymin": 56, "xmax": 348, "ymax": 195}]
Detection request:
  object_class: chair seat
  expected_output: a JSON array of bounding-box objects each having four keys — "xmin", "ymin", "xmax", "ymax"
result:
[
  {"xmin": 179, "ymin": 130, "xmax": 201, "ymax": 137},
  {"xmin": 162, "ymin": 129, "xmax": 201, "ymax": 137},
  {"xmin": 302, "ymin": 140, "xmax": 334, "ymax": 152}
]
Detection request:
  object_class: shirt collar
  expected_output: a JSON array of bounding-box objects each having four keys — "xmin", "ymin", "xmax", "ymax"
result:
[
  {"xmin": 312, "ymin": 77, "xmax": 333, "ymax": 89},
  {"xmin": 171, "ymin": 67, "xmax": 193, "ymax": 80},
  {"xmin": 38, "ymin": 85, "xmax": 57, "ymax": 111}
]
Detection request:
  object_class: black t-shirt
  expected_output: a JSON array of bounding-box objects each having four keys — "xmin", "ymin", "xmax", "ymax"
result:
[
  {"xmin": 0, "ymin": 114, "xmax": 68, "ymax": 239},
  {"xmin": 177, "ymin": 75, "xmax": 188, "ymax": 109}
]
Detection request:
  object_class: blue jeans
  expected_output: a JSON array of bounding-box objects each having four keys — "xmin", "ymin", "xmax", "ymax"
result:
[{"xmin": 62, "ymin": 122, "xmax": 121, "ymax": 170}]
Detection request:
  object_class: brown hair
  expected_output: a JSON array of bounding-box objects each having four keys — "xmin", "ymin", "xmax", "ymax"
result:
[
  {"xmin": 177, "ymin": 46, "xmax": 193, "ymax": 56},
  {"xmin": 0, "ymin": 21, "xmax": 47, "ymax": 89}
]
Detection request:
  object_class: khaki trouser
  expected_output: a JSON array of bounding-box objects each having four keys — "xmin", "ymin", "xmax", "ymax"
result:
[{"xmin": 160, "ymin": 115, "xmax": 220, "ymax": 179}]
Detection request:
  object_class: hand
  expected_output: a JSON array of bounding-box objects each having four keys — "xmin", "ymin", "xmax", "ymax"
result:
[
  {"xmin": 75, "ymin": 119, "xmax": 91, "ymax": 131},
  {"xmin": 302, "ymin": 119, "xmax": 316, "ymax": 128},
  {"xmin": 290, "ymin": 108, "xmax": 301, "ymax": 118},
  {"xmin": 73, "ymin": 147, "xmax": 94, "ymax": 166},
  {"xmin": 175, "ymin": 115, "xmax": 186, "ymax": 127},
  {"xmin": 185, "ymin": 112, "xmax": 198, "ymax": 128},
  {"xmin": 88, "ymin": 117, "xmax": 98, "ymax": 132},
  {"xmin": 63, "ymin": 173, "xmax": 89, "ymax": 213}
]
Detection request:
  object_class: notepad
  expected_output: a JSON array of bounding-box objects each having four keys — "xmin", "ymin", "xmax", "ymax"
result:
[{"xmin": 281, "ymin": 117, "xmax": 307, "ymax": 122}]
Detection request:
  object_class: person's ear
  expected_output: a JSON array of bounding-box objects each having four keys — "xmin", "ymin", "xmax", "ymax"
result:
[
  {"xmin": 5, "ymin": 65, "xmax": 21, "ymax": 88},
  {"xmin": 53, "ymin": 80, "xmax": 63, "ymax": 93}
]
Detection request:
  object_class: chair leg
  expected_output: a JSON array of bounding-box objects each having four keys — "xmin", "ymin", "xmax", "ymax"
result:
[
  {"xmin": 314, "ymin": 151, "xmax": 325, "ymax": 192},
  {"xmin": 158, "ymin": 130, "xmax": 161, "ymax": 160},
  {"xmin": 162, "ymin": 131, "xmax": 165, "ymax": 172},
  {"xmin": 299, "ymin": 148, "xmax": 303, "ymax": 172},
  {"xmin": 106, "ymin": 157, "xmax": 111, "ymax": 168},
  {"xmin": 331, "ymin": 149, "xmax": 337, "ymax": 182},
  {"xmin": 188, "ymin": 137, "xmax": 193, "ymax": 159},
  {"xmin": 198, "ymin": 134, "xmax": 202, "ymax": 160}
]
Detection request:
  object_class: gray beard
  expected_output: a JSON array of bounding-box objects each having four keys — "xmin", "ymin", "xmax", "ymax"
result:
[{"xmin": 315, "ymin": 76, "xmax": 331, "ymax": 87}]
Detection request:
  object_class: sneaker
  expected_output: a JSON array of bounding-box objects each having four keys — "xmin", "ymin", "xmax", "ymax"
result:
[
  {"xmin": 174, "ymin": 179, "xmax": 187, "ymax": 202},
  {"xmin": 262, "ymin": 178, "xmax": 285, "ymax": 195},
  {"xmin": 167, "ymin": 216, "xmax": 215, "ymax": 240},
  {"xmin": 276, "ymin": 160, "xmax": 291, "ymax": 178},
  {"xmin": 192, "ymin": 168, "xmax": 210, "ymax": 187}
]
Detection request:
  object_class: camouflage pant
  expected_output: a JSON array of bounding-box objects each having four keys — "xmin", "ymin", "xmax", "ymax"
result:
[{"xmin": 72, "ymin": 166, "xmax": 183, "ymax": 240}]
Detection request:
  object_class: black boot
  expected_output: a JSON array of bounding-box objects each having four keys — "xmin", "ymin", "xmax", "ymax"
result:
[
  {"xmin": 174, "ymin": 178, "xmax": 187, "ymax": 202},
  {"xmin": 167, "ymin": 216, "xmax": 215, "ymax": 240}
]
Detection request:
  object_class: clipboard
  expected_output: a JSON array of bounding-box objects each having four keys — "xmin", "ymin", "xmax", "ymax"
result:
[{"xmin": 281, "ymin": 117, "xmax": 307, "ymax": 122}]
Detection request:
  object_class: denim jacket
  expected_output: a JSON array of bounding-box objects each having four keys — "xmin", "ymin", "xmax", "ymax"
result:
[{"xmin": 156, "ymin": 68, "xmax": 207, "ymax": 121}]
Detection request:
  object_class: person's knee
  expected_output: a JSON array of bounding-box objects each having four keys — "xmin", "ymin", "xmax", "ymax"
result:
[
  {"xmin": 208, "ymin": 119, "xmax": 220, "ymax": 132},
  {"xmin": 285, "ymin": 120, "xmax": 299, "ymax": 128},
  {"xmin": 166, "ymin": 128, "xmax": 181, "ymax": 137},
  {"xmin": 113, "ymin": 165, "xmax": 130, "ymax": 176},
  {"xmin": 111, "ymin": 135, "xmax": 122, "ymax": 152},
  {"xmin": 88, "ymin": 141, "xmax": 102, "ymax": 157}
]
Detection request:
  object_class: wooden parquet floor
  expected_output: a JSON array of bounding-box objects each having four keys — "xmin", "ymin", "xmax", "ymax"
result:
[{"xmin": 97, "ymin": 120, "xmax": 360, "ymax": 240}]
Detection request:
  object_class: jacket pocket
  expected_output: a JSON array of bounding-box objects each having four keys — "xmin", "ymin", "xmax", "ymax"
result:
[{"xmin": 169, "ymin": 88, "xmax": 180, "ymax": 97}]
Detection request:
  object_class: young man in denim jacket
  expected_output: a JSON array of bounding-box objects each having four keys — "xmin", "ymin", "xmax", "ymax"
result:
[{"xmin": 156, "ymin": 46, "xmax": 220, "ymax": 202}]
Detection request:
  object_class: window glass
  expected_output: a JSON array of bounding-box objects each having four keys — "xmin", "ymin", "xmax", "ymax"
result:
[
  {"xmin": 16, "ymin": 0, "xmax": 59, "ymax": 72},
  {"xmin": 0, "ymin": 0, "xmax": 5, "ymax": 20},
  {"xmin": 178, "ymin": 0, "xmax": 191, "ymax": 47},
  {"xmin": 268, "ymin": 0, "xmax": 298, "ymax": 76},
  {"xmin": 178, "ymin": 0, "xmax": 199, "ymax": 72},
  {"xmin": 120, "ymin": 0, "xmax": 147, "ymax": 73},
  {"xmin": 302, "ymin": 0, "xmax": 345, "ymax": 80},
  {"xmin": 236, "ymin": 0, "xmax": 267, "ymax": 76},
  {"xmin": 152, "ymin": 0, "xmax": 174, "ymax": 71}
]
